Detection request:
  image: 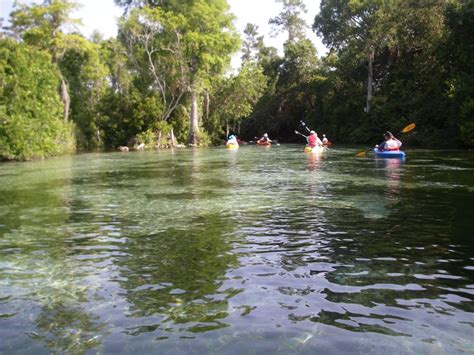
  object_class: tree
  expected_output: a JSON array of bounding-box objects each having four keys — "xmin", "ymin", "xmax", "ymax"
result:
[
  {"xmin": 0, "ymin": 39, "xmax": 75, "ymax": 160},
  {"xmin": 269, "ymin": 0, "xmax": 308, "ymax": 43},
  {"xmin": 59, "ymin": 37, "xmax": 109, "ymax": 148},
  {"xmin": 442, "ymin": 1, "xmax": 474, "ymax": 146},
  {"xmin": 314, "ymin": 0, "xmax": 450, "ymax": 117},
  {"xmin": 119, "ymin": 1, "xmax": 240, "ymax": 145},
  {"xmin": 314, "ymin": 0, "xmax": 389, "ymax": 113},
  {"xmin": 241, "ymin": 23, "xmax": 264, "ymax": 63},
  {"xmin": 114, "ymin": 0, "xmax": 163, "ymax": 12},
  {"xmin": 7, "ymin": 0, "xmax": 82, "ymax": 122},
  {"xmin": 172, "ymin": 0, "xmax": 240, "ymax": 145},
  {"xmin": 119, "ymin": 6, "xmax": 188, "ymax": 123},
  {"xmin": 206, "ymin": 62, "xmax": 268, "ymax": 140}
]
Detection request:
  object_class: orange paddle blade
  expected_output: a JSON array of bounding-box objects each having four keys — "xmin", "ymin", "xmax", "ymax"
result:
[
  {"xmin": 402, "ymin": 123, "xmax": 416, "ymax": 133},
  {"xmin": 355, "ymin": 150, "xmax": 367, "ymax": 157}
]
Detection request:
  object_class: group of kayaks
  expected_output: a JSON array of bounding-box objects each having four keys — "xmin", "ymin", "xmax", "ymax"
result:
[
  {"xmin": 226, "ymin": 141, "xmax": 330, "ymax": 154},
  {"xmin": 227, "ymin": 136, "xmax": 407, "ymax": 160},
  {"xmin": 227, "ymin": 142, "xmax": 406, "ymax": 159}
]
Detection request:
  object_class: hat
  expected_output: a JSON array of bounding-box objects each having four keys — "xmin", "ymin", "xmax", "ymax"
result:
[
  {"xmin": 310, "ymin": 130, "xmax": 316, "ymax": 134},
  {"xmin": 263, "ymin": 133, "xmax": 268, "ymax": 137}
]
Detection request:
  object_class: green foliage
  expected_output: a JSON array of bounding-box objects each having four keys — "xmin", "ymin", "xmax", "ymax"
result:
[
  {"xmin": 241, "ymin": 23, "xmax": 264, "ymax": 63},
  {"xmin": 206, "ymin": 62, "xmax": 268, "ymax": 143},
  {"xmin": 1, "ymin": 0, "xmax": 470, "ymax": 159},
  {"xmin": 171, "ymin": 0, "xmax": 240, "ymax": 144},
  {"xmin": 269, "ymin": 0, "xmax": 308, "ymax": 42},
  {"xmin": 242, "ymin": 38, "xmax": 321, "ymax": 140},
  {"xmin": 7, "ymin": 0, "xmax": 82, "ymax": 61},
  {"xmin": 97, "ymin": 88, "xmax": 163, "ymax": 148},
  {"xmin": 304, "ymin": 0, "xmax": 472, "ymax": 146},
  {"xmin": 0, "ymin": 39, "xmax": 75, "ymax": 160},
  {"xmin": 118, "ymin": 6, "xmax": 189, "ymax": 122},
  {"xmin": 59, "ymin": 36, "xmax": 109, "ymax": 149},
  {"xmin": 136, "ymin": 128, "xmax": 157, "ymax": 148},
  {"xmin": 441, "ymin": 1, "xmax": 474, "ymax": 147}
]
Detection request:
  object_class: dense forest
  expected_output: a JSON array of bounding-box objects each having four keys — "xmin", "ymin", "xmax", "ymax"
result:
[{"xmin": 0, "ymin": 0, "xmax": 472, "ymax": 160}]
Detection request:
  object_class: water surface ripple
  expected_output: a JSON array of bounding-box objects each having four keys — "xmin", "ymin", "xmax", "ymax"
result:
[{"xmin": 0, "ymin": 146, "xmax": 473, "ymax": 354}]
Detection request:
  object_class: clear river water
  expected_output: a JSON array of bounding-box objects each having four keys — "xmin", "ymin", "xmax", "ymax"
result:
[{"xmin": 0, "ymin": 145, "xmax": 473, "ymax": 354}]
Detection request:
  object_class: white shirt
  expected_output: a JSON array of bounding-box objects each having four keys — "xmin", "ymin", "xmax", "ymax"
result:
[{"xmin": 385, "ymin": 138, "xmax": 401, "ymax": 150}]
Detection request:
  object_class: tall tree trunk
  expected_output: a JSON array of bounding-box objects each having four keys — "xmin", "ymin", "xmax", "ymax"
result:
[
  {"xmin": 188, "ymin": 88, "xmax": 199, "ymax": 145},
  {"xmin": 157, "ymin": 131, "xmax": 162, "ymax": 148},
  {"xmin": 204, "ymin": 90, "xmax": 209, "ymax": 121},
  {"xmin": 366, "ymin": 47, "xmax": 374, "ymax": 114},
  {"xmin": 60, "ymin": 77, "xmax": 70, "ymax": 121},
  {"xmin": 170, "ymin": 128, "xmax": 177, "ymax": 147}
]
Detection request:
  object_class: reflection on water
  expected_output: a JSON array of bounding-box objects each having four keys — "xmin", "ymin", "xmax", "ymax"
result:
[
  {"xmin": 306, "ymin": 152, "xmax": 322, "ymax": 171},
  {"xmin": 378, "ymin": 157, "xmax": 403, "ymax": 199},
  {"xmin": 0, "ymin": 147, "xmax": 473, "ymax": 353}
]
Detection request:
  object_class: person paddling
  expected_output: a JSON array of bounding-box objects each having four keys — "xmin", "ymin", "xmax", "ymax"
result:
[
  {"xmin": 322, "ymin": 134, "xmax": 329, "ymax": 146},
  {"xmin": 307, "ymin": 131, "xmax": 322, "ymax": 148},
  {"xmin": 227, "ymin": 134, "xmax": 238, "ymax": 146},
  {"xmin": 376, "ymin": 131, "xmax": 402, "ymax": 151},
  {"xmin": 257, "ymin": 133, "xmax": 272, "ymax": 144}
]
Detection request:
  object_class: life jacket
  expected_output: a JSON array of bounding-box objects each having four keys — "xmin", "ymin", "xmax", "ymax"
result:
[{"xmin": 308, "ymin": 134, "xmax": 317, "ymax": 147}]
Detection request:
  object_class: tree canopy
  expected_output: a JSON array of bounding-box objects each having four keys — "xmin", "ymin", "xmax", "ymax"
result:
[{"xmin": 0, "ymin": 0, "xmax": 472, "ymax": 160}]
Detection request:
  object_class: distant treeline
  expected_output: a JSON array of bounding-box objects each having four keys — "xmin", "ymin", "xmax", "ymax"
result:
[{"xmin": 0, "ymin": 0, "xmax": 472, "ymax": 160}]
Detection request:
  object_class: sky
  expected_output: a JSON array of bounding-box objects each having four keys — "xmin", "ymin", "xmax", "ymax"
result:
[{"xmin": 1, "ymin": 0, "xmax": 327, "ymax": 61}]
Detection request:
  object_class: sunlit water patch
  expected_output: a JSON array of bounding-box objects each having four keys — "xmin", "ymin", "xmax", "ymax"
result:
[{"xmin": 0, "ymin": 146, "xmax": 473, "ymax": 353}]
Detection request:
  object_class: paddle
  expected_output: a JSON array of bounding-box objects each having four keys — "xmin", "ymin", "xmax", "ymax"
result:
[
  {"xmin": 355, "ymin": 123, "xmax": 416, "ymax": 157},
  {"xmin": 294, "ymin": 130, "xmax": 308, "ymax": 139},
  {"xmin": 299, "ymin": 120, "xmax": 312, "ymax": 134}
]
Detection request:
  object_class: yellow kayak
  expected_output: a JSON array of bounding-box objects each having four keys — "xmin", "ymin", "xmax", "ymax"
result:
[
  {"xmin": 304, "ymin": 146, "xmax": 325, "ymax": 154},
  {"xmin": 226, "ymin": 143, "xmax": 239, "ymax": 149}
]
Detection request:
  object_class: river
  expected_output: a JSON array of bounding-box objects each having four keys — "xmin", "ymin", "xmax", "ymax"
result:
[{"xmin": 0, "ymin": 146, "xmax": 473, "ymax": 354}]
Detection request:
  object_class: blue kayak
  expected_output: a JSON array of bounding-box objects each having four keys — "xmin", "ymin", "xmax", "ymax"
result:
[{"xmin": 373, "ymin": 148, "xmax": 406, "ymax": 158}]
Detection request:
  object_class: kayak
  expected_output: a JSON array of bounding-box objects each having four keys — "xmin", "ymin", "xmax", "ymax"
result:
[
  {"xmin": 257, "ymin": 141, "xmax": 271, "ymax": 146},
  {"xmin": 304, "ymin": 146, "xmax": 325, "ymax": 154},
  {"xmin": 373, "ymin": 148, "xmax": 405, "ymax": 158},
  {"xmin": 226, "ymin": 143, "xmax": 239, "ymax": 149}
]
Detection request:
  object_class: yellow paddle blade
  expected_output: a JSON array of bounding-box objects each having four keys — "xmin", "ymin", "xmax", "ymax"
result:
[
  {"xmin": 355, "ymin": 150, "xmax": 367, "ymax": 157},
  {"xmin": 402, "ymin": 123, "xmax": 416, "ymax": 133}
]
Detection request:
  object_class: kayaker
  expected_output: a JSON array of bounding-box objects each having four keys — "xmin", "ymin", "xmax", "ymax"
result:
[
  {"xmin": 257, "ymin": 133, "xmax": 272, "ymax": 144},
  {"xmin": 307, "ymin": 131, "xmax": 322, "ymax": 148},
  {"xmin": 376, "ymin": 131, "xmax": 402, "ymax": 151},
  {"xmin": 322, "ymin": 134, "xmax": 329, "ymax": 146},
  {"xmin": 227, "ymin": 134, "xmax": 238, "ymax": 145}
]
